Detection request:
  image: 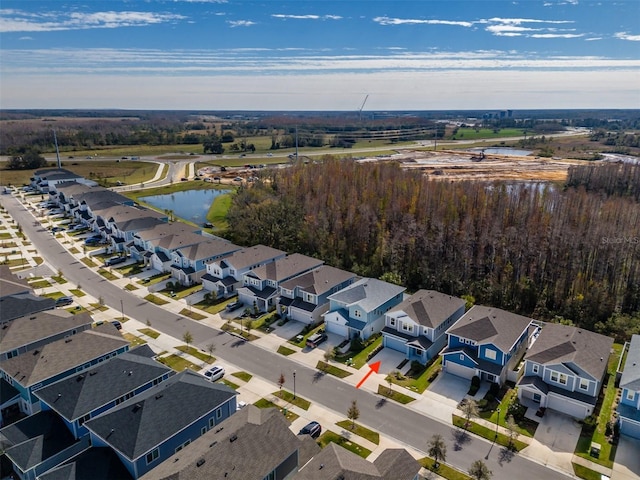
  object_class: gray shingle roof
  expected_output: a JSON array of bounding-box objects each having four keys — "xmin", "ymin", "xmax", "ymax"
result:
[
  {"xmin": 447, "ymin": 305, "xmax": 532, "ymax": 352},
  {"xmin": 175, "ymin": 238, "xmax": 240, "ymax": 262},
  {"xmin": 279, "ymin": 265, "xmax": 356, "ymax": 295},
  {"xmin": 0, "ymin": 310, "xmax": 92, "ymax": 354},
  {"xmin": 249, "ymin": 253, "xmax": 323, "ymax": 283},
  {"xmin": 84, "ymin": 370, "xmax": 236, "ymax": 461},
  {"xmin": 38, "ymin": 447, "xmax": 134, "ymax": 480},
  {"xmin": 0, "ymin": 323, "xmax": 128, "ymax": 388},
  {"xmin": 0, "ymin": 265, "xmax": 32, "ymax": 298},
  {"xmin": 34, "ymin": 349, "xmax": 172, "ymax": 421},
  {"xmin": 389, "ymin": 289, "xmax": 465, "ymax": 329},
  {"xmin": 620, "ymin": 335, "xmax": 640, "ymax": 391},
  {"xmin": 0, "ymin": 293, "xmax": 55, "ymax": 323},
  {"xmin": 140, "ymin": 406, "xmax": 314, "ymax": 480},
  {"xmin": 525, "ymin": 322, "xmax": 613, "ymax": 380},
  {"xmin": 327, "ymin": 278, "xmax": 405, "ymax": 313},
  {"xmin": 222, "ymin": 245, "xmax": 286, "ymax": 271}
]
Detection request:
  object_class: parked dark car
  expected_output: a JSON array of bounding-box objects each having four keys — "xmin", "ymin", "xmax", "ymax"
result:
[
  {"xmin": 225, "ymin": 301, "xmax": 242, "ymax": 312},
  {"xmin": 105, "ymin": 256, "xmax": 127, "ymax": 266},
  {"xmin": 55, "ymin": 296, "xmax": 73, "ymax": 307},
  {"xmin": 306, "ymin": 332, "xmax": 328, "ymax": 349},
  {"xmin": 299, "ymin": 421, "xmax": 322, "ymax": 438},
  {"xmin": 110, "ymin": 320, "xmax": 122, "ymax": 330}
]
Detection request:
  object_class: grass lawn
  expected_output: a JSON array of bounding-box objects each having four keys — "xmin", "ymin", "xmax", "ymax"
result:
[
  {"xmin": 316, "ymin": 361, "xmax": 353, "ymax": 378},
  {"xmin": 277, "ymin": 345, "xmax": 296, "ymax": 356},
  {"xmin": 42, "ymin": 291, "xmax": 65, "ymax": 300},
  {"xmin": 450, "ymin": 127, "xmax": 525, "ymax": 140},
  {"xmin": 193, "ymin": 299, "xmax": 230, "ymax": 314},
  {"xmin": 51, "ymin": 274, "xmax": 67, "ymax": 283},
  {"xmin": 206, "ymin": 192, "xmax": 232, "ymax": 231},
  {"xmin": 347, "ymin": 336, "xmax": 383, "ymax": 369},
  {"xmin": 138, "ymin": 328, "xmax": 161, "ymax": 339},
  {"xmin": 452, "ymin": 415, "xmax": 528, "ymax": 452},
  {"xmin": 220, "ymin": 322, "xmax": 259, "ymax": 341},
  {"xmin": 157, "ymin": 354, "xmax": 199, "ymax": 372},
  {"xmin": 98, "ymin": 269, "xmax": 118, "ymax": 280},
  {"xmin": 574, "ymin": 343, "xmax": 623, "ymax": 469},
  {"xmin": 89, "ymin": 303, "xmax": 109, "ymax": 312},
  {"xmin": 144, "ymin": 294, "xmax": 169, "ymax": 305},
  {"xmin": 253, "ymin": 398, "xmax": 299, "ymax": 422},
  {"xmin": 376, "ymin": 385, "xmax": 415, "ymax": 404},
  {"xmin": 336, "ymin": 420, "xmax": 380, "ymax": 444},
  {"xmin": 572, "ymin": 463, "xmax": 603, "ymax": 480},
  {"xmin": 288, "ymin": 324, "xmax": 325, "ymax": 348},
  {"xmin": 69, "ymin": 288, "xmax": 85, "ymax": 297},
  {"xmin": 220, "ymin": 379, "xmax": 240, "ymax": 390},
  {"xmin": 387, "ymin": 357, "xmax": 442, "ymax": 394},
  {"xmin": 231, "ymin": 371, "xmax": 253, "ymax": 382},
  {"xmin": 138, "ymin": 272, "xmax": 171, "ymax": 286},
  {"xmin": 419, "ymin": 457, "xmax": 471, "ymax": 480},
  {"xmin": 273, "ymin": 390, "xmax": 311, "ymax": 410},
  {"xmin": 160, "ymin": 284, "xmax": 202, "ymax": 300},
  {"xmin": 124, "ymin": 283, "xmax": 139, "ymax": 291},
  {"xmin": 317, "ymin": 431, "xmax": 372, "ymax": 459},
  {"xmin": 80, "ymin": 257, "xmax": 98, "ymax": 268},
  {"xmin": 122, "ymin": 333, "xmax": 147, "ymax": 348},
  {"xmin": 28, "ymin": 279, "xmax": 51, "ymax": 288},
  {"xmin": 178, "ymin": 308, "xmax": 207, "ymax": 320},
  {"xmin": 479, "ymin": 387, "xmax": 537, "ymax": 437},
  {"xmin": 175, "ymin": 345, "xmax": 215, "ymax": 364}
]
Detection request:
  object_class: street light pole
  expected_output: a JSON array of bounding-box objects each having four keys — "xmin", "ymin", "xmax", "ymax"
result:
[
  {"xmin": 495, "ymin": 407, "xmax": 501, "ymax": 439},
  {"xmin": 120, "ymin": 299, "xmax": 124, "ymax": 320},
  {"xmin": 293, "ymin": 370, "xmax": 296, "ymax": 400}
]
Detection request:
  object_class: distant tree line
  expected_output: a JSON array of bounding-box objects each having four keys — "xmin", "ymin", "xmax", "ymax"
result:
[{"xmin": 225, "ymin": 160, "xmax": 640, "ymax": 338}]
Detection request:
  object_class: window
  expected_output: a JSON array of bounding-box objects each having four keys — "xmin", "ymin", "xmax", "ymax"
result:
[
  {"xmin": 559, "ymin": 374, "xmax": 567, "ymax": 385},
  {"xmin": 175, "ymin": 440, "xmax": 191, "ymax": 453},
  {"xmin": 551, "ymin": 371, "xmax": 567, "ymax": 385},
  {"xmin": 485, "ymin": 349, "xmax": 497, "ymax": 361},
  {"xmin": 460, "ymin": 354, "xmax": 464, "ymax": 361},
  {"xmin": 532, "ymin": 364, "xmax": 539, "ymax": 374},
  {"xmin": 579, "ymin": 378, "xmax": 589, "ymax": 391},
  {"xmin": 201, "ymin": 426, "xmax": 207, "ymax": 435},
  {"xmin": 401, "ymin": 323, "xmax": 412, "ymax": 333},
  {"xmin": 627, "ymin": 390, "xmax": 636, "ymax": 401},
  {"xmin": 389, "ymin": 318, "xmax": 396, "ymax": 327},
  {"xmin": 209, "ymin": 417, "xmax": 215, "ymax": 428},
  {"xmin": 216, "ymin": 407, "xmax": 222, "ymax": 419},
  {"xmin": 145, "ymin": 448, "xmax": 159, "ymax": 465},
  {"xmin": 78, "ymin": 413, "xmax": 91, "ymax": 426},
  {"xmin": 354, "ymin": 310, "xmax": 362, "ymax": 318},
  {"xmin": 550, "ymin": 371, "xmax": 558, "ymax": 383}
]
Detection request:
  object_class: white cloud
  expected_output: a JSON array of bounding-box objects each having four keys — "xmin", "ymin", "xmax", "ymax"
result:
[
  {"xmin": 531, "ymin": 33, "xmax": 583, "ymax": 38},
  {"xmin": 372, "ymin": 16, "xmax": 474, "ymax": 27},
  {"xmin": 0, "ymin": 9, "xmax": 185, "ymax": 32},
  {"xmin": 19, "ymin": 35, "xmax": 33, "ymax": 40},
  {"xmin": 271, "ymin": 14, "xmax": 342, "ymax": 21},
  {"xmin": 585, "ymin": 37, "xmax": 603, "ymax": 41},
  {"xmin": 227, "ymin": 20, "xmax": 255, "ymax": 27},
  {"xmin": 615, "ymin": 32, "xmax": 640, "ymax": 41}
]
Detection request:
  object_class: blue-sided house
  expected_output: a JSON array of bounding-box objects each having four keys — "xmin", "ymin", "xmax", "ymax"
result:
[
  {"xmin": 382, "ymin": 290, "xmax": 466, "ymax": 365},
  {"xmin": 517, "ymin": 323, "xmax": 613, "ymax": 420},
  {"xmin": 84, "ymin": 370, "xmax": 237, "ymax": 479},
  {"xmin": 324, "ymin": 278, "xmax": 405, "ymax": 341},
  {"xmin": 441, "ymin": 305, "xmax": 532, "ymax": 385},
  {"xmin": 617, "ymin": 334, "xmax": 640, "ymax": 438}
]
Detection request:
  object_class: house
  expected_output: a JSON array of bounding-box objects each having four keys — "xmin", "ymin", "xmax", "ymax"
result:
[
  {"xmin": 277, "ymin": 265, "xmax": 358, "ymax": 325},
  {"xmin": 517, "ymin": 323, "xmax": 613, "ymax": 419},
  {"xmin": 0, "ymin": 323, "xmax": 129, "ymax": 417},
  {"xmin": 37, "ymin": 447, "xmax": 134, "ymax": 480},
  {"xmin": 30, "ymin": 168, "xmax": 92, "ymax": 193},
  {"xmin": 382, "ymin": 290, "xmax": 466, "ymax": 365},
  {"xmin": 237, "ymin": 253, "xmax": 324, "ymax": 313},
  {"xmin": 0, "ymin": 293, "xmax": 55, "ymax": 324},
  {"xmin": 441, "ymin": 305, "xmax": 532, "ymax": 385},
  {"xmin": 170, "ymin": 238, "xmax": 241, "ymax": 286},
  {"xmin": 34, "ymin": 346, "xmax": 173, "ymax": 440},
  {"xmin": 617, "ymin": 334, "xmax": 640, "ymax": 438},
  {"xmin": 0, "ymin": 409, "xmax": 90, "ymax": 480},
  {"xmin": 0, "ymin": 265, "xmax": 32, "ymax": 299},
  {"xmin": 296, "ymin": 443, "xmax": 421, "ymax": 480},
  {"xmin": 84, "ymin": 370, "xmax": 237, "ymax": 479},
  {"xmin": 131, "ymin": 223, "xmax": 207, "ymax": 272},
  {"xmin": 0, "ymin": 310, "xmax": 92, "ymax": 361},
  {"xmin": 201, "ymin": 245, "xmax": 286, "ymax": 299},
  {"xmin": 139, "ymin": 405, "xmax": 320, "ymax": 480},
  {"xmin": 324, "ymin": 278, "xmax": 405, "ymax": 341}
]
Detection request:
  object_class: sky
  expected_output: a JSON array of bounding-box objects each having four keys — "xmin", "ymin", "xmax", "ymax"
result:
[{"xmin": 1, "ymin": 0, "xmax": 639, "ymax": 111}]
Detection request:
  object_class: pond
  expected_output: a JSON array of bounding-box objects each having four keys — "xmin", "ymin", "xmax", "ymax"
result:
[
  {"xmin": 139, "ymin": 188, "xmax": 226, "ymax": 224},
  {"xmin": 470, "ymin": 147, "xmax": 533, "ymax": 156}
]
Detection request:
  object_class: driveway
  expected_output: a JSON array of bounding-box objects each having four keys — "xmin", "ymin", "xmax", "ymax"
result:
[
  {"xmin": 611, "ymin": 436, "xmax": 640, "ymax": 480},
  {"xmin": 411, "ymin": 373, "xmax": 470, "ymax": 423},
  {"xmin": 368, "ymin": 348, "xmax": 409, "ymax": 375}
]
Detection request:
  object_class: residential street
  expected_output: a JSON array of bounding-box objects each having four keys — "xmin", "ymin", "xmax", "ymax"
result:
[{"xmin": 2, "ymin": 193, "xmax": 573, "ymax": 480}]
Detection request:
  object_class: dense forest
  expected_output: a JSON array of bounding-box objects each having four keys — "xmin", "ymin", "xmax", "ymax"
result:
[{"xmin": 225, "ymin": 160, "xmax": 640, "ymax": 341}]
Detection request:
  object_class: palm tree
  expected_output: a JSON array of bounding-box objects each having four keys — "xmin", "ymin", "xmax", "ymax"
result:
[
  {"xmin": 469, "ymin": 459, "xmax": 492, "ymax": 480},
  {"xmin": 428, "ymin": 434, "xmax": 447, "ymax": 468}
]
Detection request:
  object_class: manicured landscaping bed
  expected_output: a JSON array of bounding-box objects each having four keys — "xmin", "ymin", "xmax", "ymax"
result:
[
  {"xmin": 336, "ymin": 420, "xmax": 380, "ymax": 444},
  {"xmin": 452, "ymin": 415, "xmax": 528, "ymax": 451},
  {"xmin": 316, "ymin": 361, "xmax": 352, "ymax": 378},
  {"xmin": 387, "ymin": 357, "xmax": 442, "ymax": 394},
  {"xmin": 98, "ymin": 269, "xmax": 118, "ymax": 280},
  {"xmin": 144, "ymin": 294, "xmax": 169, "ymax": 305},
  {"xmin": 178, "ymin": 308, "xmax": 207, "ymax": 320},
  {"xmin": 122, "ymin": 333, "xmax": 147, "ymax": 347},
  {"xmin": 137, "ymin": 328, "xmax": 161, "ymax": 339},
  {"xmin": 317, "ymin": 431, "xmax": 371, "ymax": 459},
  {"xmin": 273, "ymin": 390, "xmax": 311, "ymax": 410},
  {"xmin": 175, "ymin": 345, "xmax": 215, "ymax": 364},
  {"xmin": 419, "ymin": 457, "xmax": 471, "ymax": 480},
  {"xmin": 157, "ymin": 354, "xmax": 198, "ymax": 372},
  {"xmin": 376, "ymin": 385, "xmax": 415, "ymax": 404},
  {"xmin": 231, "ymin": 371, "xmax": 253, "ymax": 382},
  {"xmin": 277, "ymin": 345, "xmax": 296, "ymax": 356}
]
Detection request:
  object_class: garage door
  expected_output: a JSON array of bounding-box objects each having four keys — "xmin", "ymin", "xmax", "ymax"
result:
[
  {"xmin": 384, "ymin": 335, "xmax": 407, "ymax": 353},
  {"xmin": 547, "ymin": 393, "xmax": 589, "ymax": 419},
  {"xmin": 444, "ymin": 360, "xmax": 476, "ymax": 380},
  {"xmin": 619, "ymin": 417, "xmax": 640, "ymax": 440},
  {"xmin": 326, "ymin": 321, "xmax": 348, "ymax": 337}
]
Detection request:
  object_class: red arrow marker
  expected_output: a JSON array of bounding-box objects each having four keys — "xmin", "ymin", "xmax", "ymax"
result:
[{"xmin": 355, "ymin": 361, "xmax": 381, "ymax": 389}]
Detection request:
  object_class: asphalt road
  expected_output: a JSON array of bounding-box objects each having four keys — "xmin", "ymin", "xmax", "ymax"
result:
[{"xmin": 2, "ymin": 194, "xmax": 571, "ymax": 480}]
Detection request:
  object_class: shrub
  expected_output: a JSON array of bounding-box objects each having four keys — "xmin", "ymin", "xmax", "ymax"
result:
[
  {"xmin": 471, "ymin": 376, "xmax": 481, "ymax": 388},
  {"xmin": 351, "ymin": 337, "xmax": 365, "ymax": 353},
  {"xmin": 507, "ymin": 399, "xmax": 527, "ymax": 422},
  {"xmin": 489, "ymin": 382, "xmax": 500, "ymax": 397},
  {"xmin": 582, "ymin": 415, "xmax": 597, "ymax": 434}
]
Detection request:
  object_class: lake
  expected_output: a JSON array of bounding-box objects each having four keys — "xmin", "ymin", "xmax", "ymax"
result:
[
  {"xmin": 470, "ymin": 147, "xmax": 533, "ymax": 156},
  {"xmin": 139, "ymin": 189, "xmax": 226, "ymax": 224}
]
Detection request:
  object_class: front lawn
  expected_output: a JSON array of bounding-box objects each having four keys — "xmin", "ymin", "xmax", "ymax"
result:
[
  {"xmin": 98, "ymin": 269, "xmax": 118, "ymax": 280},
  {"xmin": 277, "ymin": 345, "xmax": 296, "ymax": 356},
  {"xmin": 336, "ymin": 420, "xmax": 380, "ymax": 444},
  {"xmin": 387, "ymin": 357, "xmax": 442, "ymax": 394},
  {"xmin": 138, "ymin": 328, "xmax": 161, "ymax": 339},
  {"xmin": 317, "ymin": 431, "xmax": 372, "ymax": 459},
  {"xmin": 316, "ymin": 361, "xmax": 352, "ymax": 378},
  {"xmin": 253, "ymin": 398, "xmax": 298, "ymax": 422},
  {"xmin": 572, "ymin": 463, "xmax": 603, "ymax": 480},
  {"xmin": 231, "ymin": 371, "xmax": 253, "ymax": 382},
  {"xmin": 273, "ymin": 390, "xmax": 311, "ymax": 410},
  {"xmin": 157, "ymin": 354, "xmax": 198, "ymax": 372},
  {"xmin": 122, "ymin": 333, "xmax": 147, "ymax": 347},
  {"xmin": 452, "ymin": 415, "xmax": 528, "ymax": 451},
  {"xmin": 175, "ymin": 345, "xmax": 215, "ymax": 364},
  {"xmin": 178, "ymin": 308, "xmax": 207, "ymax": 320},
  {"xmin": 419, "ymin": 458, "xmax": 471, "ymax": 480},
  {"xmin": 144, "ymin": 294, "xmax": 169, "ymax": 305},
  {"xmin": 377, "ymin": 385, "xmax": 415, "ymax": 404}
]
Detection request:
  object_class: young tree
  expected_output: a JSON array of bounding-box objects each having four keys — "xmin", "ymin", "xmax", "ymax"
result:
[
  {"xmin": 386, "ymin": 375, "xmax": 393, "ymax": 397},
  {"xmin": 460, "ymin": 399, "xmax": 479, "ymax": 428},
  {"xmin": 206, "ymin": 343, "xmax": 216, "ymax": 361},
  {"xmin": 505, "ymin": 414, "xmax": 519, "ymax": 449},
  {"xmin": 468, "ymin": 459, "xmax": 492, "ymax": 480},
  {"xmin": 428, "ymin": 433, "xmax": 447, "ymax": 467},
  {"xmin": 322, "ymin": 347, "xmax": 335, "ymax": 371},
  {"xmin": 347, "ymin": 400, "xmax": 360, "ymax": 430},
  {"xmin": 277, "ymin": 372, "xmax": 285, "ymax": 392},
  {"xmin": 182, "ymin": 330, "xmax": 193, "ymax": 348}
]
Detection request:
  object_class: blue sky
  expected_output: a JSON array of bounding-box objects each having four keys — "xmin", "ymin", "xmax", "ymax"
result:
[{"xmin": 1, "ymin": 0, "xmax": 639, "ymax": 110}]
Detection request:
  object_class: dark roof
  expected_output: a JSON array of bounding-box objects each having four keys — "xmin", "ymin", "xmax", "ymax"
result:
[
  {"xmin": 221, "ymin": 245, "xmax": 286, "ymax": 271},
  {"xmin": 175, "ymin": 239, "xmax": 240, "ymax": 262},
  {"xmin": 0, "ymin": 310, "xmax": 92, "ymax": 354},
  {"xmin": 248, "ymin": 253, "xmax": 323, "ymax": 283},
  {"xmin": 0, "ymin": 377, "xmax": 20, "ymax": 403},
  {"xmin": 0, "ymin": 265, "xmax": 32, "ymax": 298},
  {"xmin": 388, "ymin": 289, "xmax": 465, "ymax": 329},
  {"xmin": 296, "ymin": 443, "xmax": 420, "ymax": 480},
  {"xmin": 0, "ymin": 323, "xmax": 128, "ymax": 387},
  {"xmin": 0, "ymin": 293, "xmax": 55, "ymax": 323},
  {"xmin": 620, "ymin": 334, "xmax": 640, "ymax": 391},
  {"xmin": 38, "ymin": 447, "xmax": 134, "ymax": 480},
  {"xmin": 328, "ymin": 278, "xmax": 405, "ymax": 313},
  {"xmin": 34, "ymin": 350, "xmax": 172, "ymax": 421},
  {"xmin": 525, "ymin": 323, "xmax": 613, "ymax": 381},
  {"xmin": 140, "ymin": 406, "xmax": 316, "ymax": 480},
  {"xmin": 127, "ymin": 344, "xmax": 157, "ymax": 359},
  {"xmin": 279, "ymin": 265, "xmax": 356, "ymax": 296},
  {"xmin": 447, "ymin": 305, "xmax": 532, "ymax": 352},
  {"xmin": 1, "ymin": 410, "xmax": 77, "ymax": 472},
  {"xmin": 85, "ymin": 370, "xmax": 236, "ymax": 461}
]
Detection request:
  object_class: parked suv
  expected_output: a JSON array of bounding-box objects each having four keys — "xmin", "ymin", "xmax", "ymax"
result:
[
  {"xmin": 55, "ymin": 296, "xmax": 73, "ymax": 307},
  {"xmin": 203, "ymin": 365, "xmax": 225, "ymax": 382},
  {"xmin": 225, "ymin": 301, "xmax": 242, "ymax": 312},
  {"xmin": 306, "ymin": 331, "xmax": 328, "ymax": 349},
  {"xmin": 299, "ymin": 421, "xmax": 322, "ymax": 438},
  {"xmin": 105, "ymin": 256, "xmax": 126, "ymax": 266}
]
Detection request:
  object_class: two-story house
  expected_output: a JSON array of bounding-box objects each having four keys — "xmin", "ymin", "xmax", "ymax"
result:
[
  {"xmin": 0, "ymin": 323, "xmax": 129, "ymax": 417},
  {"xmin": 170, "ymin": 238, "xmax": 241, "ymax": 286},
  {"xmin": 441, "ymin": 306, "xmax": 532, "ymax": 385},
  {"xmin": 277, "ymin": 265, "xmax": 358, "ymax": 325},
  {"xmin": 382, "ymin": 290, "xmax": 466, "ymax": 365},
  {"xmin": 517, "ymin": 323, "xmax": 613, "ymax": 419},
  {"xmin": 201, "ymin": 245, "xmax": 286, "ymax": 299},
  {"xmin": 85, "ymin": 370, "xmax": 237, "ymax": 479},
  {"xmin": 237, "ymin": 253, "xmax": 324, "ymax": 313},
  {"xmin": 324, "ymin": 278, "xmax": 406, "ymax": 341},
  {"xmin": 34, "ymin": 346, "xmax": 173, "ymax": 440},
  {"xmin": 130, "ymin": 223, "xmax": 206, "ymax": 272},
  {"xmin": 617, "ymin": 334, "xmax": 640, "ymax": 438}
]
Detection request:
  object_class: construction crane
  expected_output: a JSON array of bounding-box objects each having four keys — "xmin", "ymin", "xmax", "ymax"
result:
[{"xmin": 358, "ymin": 94, "xmax": 369, "ymax": 122}]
